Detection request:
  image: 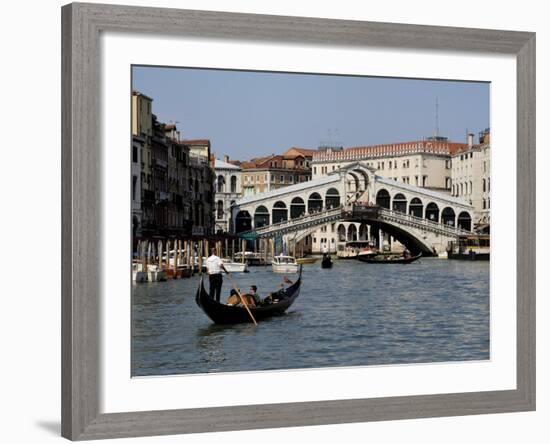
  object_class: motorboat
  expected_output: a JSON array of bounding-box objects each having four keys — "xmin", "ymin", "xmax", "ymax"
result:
[
  {"xmin": 271, "ymin": 255, "xmax": 299, "ymax": 273},
  {"xmin": 221, "ymin": 258, "xmax": 249, "ymax": 273}
]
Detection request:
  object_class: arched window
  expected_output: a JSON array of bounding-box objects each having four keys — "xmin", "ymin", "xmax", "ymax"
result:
[
  {"xmin": 409, "ymin": 197, "xmax": 423, "ymax": 218},
  {"xmin": 375, "ymin": 189, "xmax": 390, "ymax": 209},
  {"xmin": 347, "ymin": 224, "xmax": 358, "ymax": 241},
  {"xmin": 469, "ymin": 181, "xmax": 473, "ymax": 195},
  {"xmin": 230, "ymin": 175, "xmax": 237, "ymax": 193},
  {"xmin": 457, "ymin": 211, "xmax": 472, "ymax": 231},
  {"xmin": 441, "ymin": 207, "xmax": 456, "ymax": 226},
  {"xmin": 290, "ymin": 197, "xmax": 306, "ymax": 219},
  {"xmin": 392, "ymin": 193, "xmax": 407, "ymax": 213},
  {"xmin": 425, "ymin": 202, "xmax": 440, "ymax": 222},
  {"xmin": 482, "ymin": 179, "xmax": 486, "ymax": 192},
  {"xmin": 308, "ymin": 192, "xmax": 323, "ymax": 213},
  {"xmin": 359, "ymin": 223, "xmax": 368, "ymax": 241},
  {"xmin": 235, "ymin": 210, "xmax": 252, "ymax": 233},
  {"xmin": 325, "ymin": 188, "xmax": 340, "ymax": 209},
  {"xmin": 216, "ymin": 200, "xmax": 224, "ymax": 220},
  {"xmin": 272, "ymin": 201, "xmax": 288, "ymax": 224},
  {"xmin": 217, "ymin": 175, "xmax": 225, "ymax": 193},
  {"xmin": 337, "ymin": 224, "xmax": 347, "ymax": 242},
  {"xmin": 254, "ymin": 205, "xmax": 270, "ymax": 228}
]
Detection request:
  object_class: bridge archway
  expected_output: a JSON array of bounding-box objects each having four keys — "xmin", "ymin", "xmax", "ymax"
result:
[
  {"xmin": 409, "ymin": 197, "xmax": 423, "ymax": 218},
  {"xmin": 441, "ymin": 207, "xmax": 456, "ymax": 226},
  {"xmin": 337, "ymin": 224, "xmax": 346, "ymax": 242},
  {"xmin": 425, "ymin": 202, "xmax": 440, "ymax": 222},
  {"xmin": 235, "ymin": 210, "xmax": 252, "ymax": 233},
  {"xmin": 308, "ymin": 192, "xmax": 323, "ymax": 213},
  {"xmin": 368, "ymin": 221, "xmax": 434, "ymax": 256},
  {"xmin": 457, "ymin": 211, "xmax": 472, "ymax": 231},
  {"xmin": 376, "ymin": 189, "xmax": 390, "ymax": 209},
  {"xmin": 346, "ymin": 171, "xmax": 360, "ymax": 193},
  {"xmin": 290, "ymin": 197, "xmax": 306, "ymax": 219},
  {"xmin": 325, "ymin": 188, "xmax": 341, "ymax": 209},
  {"xmin": 392, "ymin": 193, "xmax": 407, "ymax": 213},
  {"xmin": 272, "ymin": 201, "xmax": 288, "ymax": 224},
  {"xmin": 348, "ymin": 224, "xmax": 358, "ymax": 241},
  {"xmin": 254, "ymin": 205, "xmax": 270, "ymax": 228}
]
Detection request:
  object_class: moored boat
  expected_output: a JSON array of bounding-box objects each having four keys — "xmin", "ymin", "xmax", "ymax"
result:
[
  {"xmin": 195, "ymin": 267, "xmax": 302, "ymax": 324},
  {"xmin": 357, "ymin": 252, "xmax": 422, "ymax": 264},
  {"xmin": 221, "ymin": 258, "xmax": 249, "ymax": 273},
  {"xmin": 271, "ymin": 255, "xmax": 299, "ymax": 273},
  {"xmin": 447, "ymin": 235, "xmax": 490, "ymax": 260}
]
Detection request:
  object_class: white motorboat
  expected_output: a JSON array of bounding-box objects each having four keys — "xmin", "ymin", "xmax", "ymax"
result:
[
  {"xmin": 221, "ymin": 258, "xmax": 249, "ymax": 273},
  {"xmin": 271, "ymin": 255, "xmax": 299, "ymax": 273}
]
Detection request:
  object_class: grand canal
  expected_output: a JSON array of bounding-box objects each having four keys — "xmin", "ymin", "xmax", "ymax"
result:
[{"xmin": 132, "ymin": 258, "xmax": 489, "ymax": 376}]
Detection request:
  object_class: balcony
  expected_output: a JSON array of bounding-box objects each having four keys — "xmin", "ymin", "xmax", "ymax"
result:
[{"xmin": 154, "ymin": 158, "xmax": 168, "ymax": 168}]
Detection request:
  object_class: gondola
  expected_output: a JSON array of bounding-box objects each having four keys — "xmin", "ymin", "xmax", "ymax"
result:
[
  {"xmin": 357, "ymin": 252, "xmax": 422, "ymax": 264},
  {"xmin": 195, "ymin": 267, "xmax": 302, "ymax": 324},
  {"xmin": 321, "ymin": 253, "xmax": 333, "ymax": 269}
]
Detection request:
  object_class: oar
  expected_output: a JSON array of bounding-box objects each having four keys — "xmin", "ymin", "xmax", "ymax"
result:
[{"xmin": 225, "ymin": 273, "xmax": 258, "ymax": 326}]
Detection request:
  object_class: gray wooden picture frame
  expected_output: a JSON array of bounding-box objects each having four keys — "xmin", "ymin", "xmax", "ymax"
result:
[{"xmin": 61, "ymin": 2, "xmax": 536, "ymax": 440}]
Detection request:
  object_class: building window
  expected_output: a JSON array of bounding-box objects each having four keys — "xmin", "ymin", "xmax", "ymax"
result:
[
  {"xmin": 482, "ymin": 179, "xmax": 486, "ymax": 192},
  {"xmin": 289, "ymin": 176, "xmax": 294, "ymax": 183},
  {"xmin": 313, "ymin": 167, "xmax": 317, "ymax": 174},
  {"xmin": 280, "ymin": 175, "xmax": 284, "ymax": 183},
  {"xmin": 132, "ymin": 145, "xmax": 138, "ymax": 163},
  {"xmin": 132, "ymin": 175, "xmax": 137, "ymax": 200}
]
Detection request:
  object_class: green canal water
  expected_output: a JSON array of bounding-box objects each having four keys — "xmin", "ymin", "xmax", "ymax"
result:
[{"xmin": 132, "ymin": 257, "xmax": 489, "ymax": 376}]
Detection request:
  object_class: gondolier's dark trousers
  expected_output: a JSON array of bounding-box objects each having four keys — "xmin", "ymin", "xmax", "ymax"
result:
[{"xmin": 209, "ymin": 273, "xmax": 223, "ymax": 302}]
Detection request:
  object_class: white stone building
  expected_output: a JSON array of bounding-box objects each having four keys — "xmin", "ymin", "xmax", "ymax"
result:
[
  {"xmin": 214, "ymin": 156, "xmax": 242, "ymax": 233},
  {"xmin": 309, "ymin": 138, "xmax": 467, "ymax": 253},
  {"xmin": 451, "ymin": 129, "xmax": 491, "ymax": 225}
]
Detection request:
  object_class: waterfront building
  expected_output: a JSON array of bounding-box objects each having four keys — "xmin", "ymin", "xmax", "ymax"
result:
[
  {"xmin": 451, "ymin": 129, "xmax": 491, "ymax": 225},
  {"xmin": 131, "ymin": 135, "xmax": 144, "ymax": 239},
  {"xmin": 181, "ymin": 139, "xmax": 215, "ymax": 236},
  {"xmin": 214, "ymin": 156, "xmax": 242, "ymax": 233},
  {"xmin": 309, "ymin": 137, "xmax": 467, "ymax": 253},
  {"xmin": 312, "ymin": 138, "xmax": 466, "ymax": 191},
  {"xmin": 240, "ymin": 147, "xmax": 314, "ymax": 197},
  {"xmin": 131, "ymin": 91, "xmax": 215, "ymax": 239}
]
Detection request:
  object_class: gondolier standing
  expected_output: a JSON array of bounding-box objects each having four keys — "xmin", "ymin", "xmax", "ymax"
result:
[{"xmin": 205, "ymin": 248, "xmax": 228, "ymax": 302}]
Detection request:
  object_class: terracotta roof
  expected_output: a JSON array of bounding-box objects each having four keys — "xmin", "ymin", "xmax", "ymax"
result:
[
  {"xmin": 315, "ymin": 140, "xmax": 468, "ymax": 158},
  {"xmin": 283, "ymin": 147, "xmax": 317, "ymax": 157}
]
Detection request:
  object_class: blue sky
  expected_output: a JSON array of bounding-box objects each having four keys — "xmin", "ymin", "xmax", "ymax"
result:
[{"xmin": 133, "ymin": 66, "xmax": 489, "ymax": 160}]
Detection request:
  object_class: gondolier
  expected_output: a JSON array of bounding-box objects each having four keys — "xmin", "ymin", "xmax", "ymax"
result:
[{"xmin": 205, "ymin": 248, "xmax": 227, "ymax": 302}]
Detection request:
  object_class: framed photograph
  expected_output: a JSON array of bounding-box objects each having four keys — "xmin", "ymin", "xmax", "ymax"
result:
[{"xmin": 61, "ymin": 2, "xmax": 535, "ymax": 440}]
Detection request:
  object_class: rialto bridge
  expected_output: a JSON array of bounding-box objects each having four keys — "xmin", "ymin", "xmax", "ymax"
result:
[{"xmin": 231, "ymin": 163, "xmax": 475, "ymax": 255}]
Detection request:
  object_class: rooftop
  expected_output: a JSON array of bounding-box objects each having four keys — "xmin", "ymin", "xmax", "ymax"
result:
[{"xmin": 214, "ymin": 159, "xmax": 241, "ymax": 170}]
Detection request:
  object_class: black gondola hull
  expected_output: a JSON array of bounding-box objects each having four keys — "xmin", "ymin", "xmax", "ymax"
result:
[
  {"xmin": 196, "ymin": 273, "xmax": 301, "ymax": 324},
  {"xmin": 356, "ymin": 253, "xmax": 422, "ymax": 264}
]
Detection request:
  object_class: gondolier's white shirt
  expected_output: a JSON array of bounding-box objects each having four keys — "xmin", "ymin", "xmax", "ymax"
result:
[{"xmin": 206, "ymin": 255, "xmax": 224, "ymax": 275}]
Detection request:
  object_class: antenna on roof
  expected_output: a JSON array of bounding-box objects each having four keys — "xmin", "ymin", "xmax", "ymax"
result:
[{"xmin": 434, "ymin": 97, "xmax": 439, "ymax": 138}]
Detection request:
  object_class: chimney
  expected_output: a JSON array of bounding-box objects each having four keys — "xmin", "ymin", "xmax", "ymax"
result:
[
  {"xmin": 224, "ymin": 155, "xmax": 230, "ymax": 163},
  {"xmin": 467, "ymin": 133, "xmax": 474, "ymax": 148}
]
